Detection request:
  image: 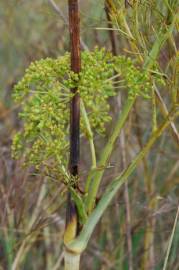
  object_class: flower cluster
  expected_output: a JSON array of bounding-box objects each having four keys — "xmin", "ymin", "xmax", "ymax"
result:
[
  {"xmin": 114, "ymin": 56, "xmax": 151, "ymax": 99},
  {"xmin": 12, "ymin": 48, "xmax": 156, "ymax": 181}
]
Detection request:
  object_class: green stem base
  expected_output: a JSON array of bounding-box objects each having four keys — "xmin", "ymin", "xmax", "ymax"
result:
[{"xmin": 64, "ymin": 250, "xmax": 81, "ymax": 270}]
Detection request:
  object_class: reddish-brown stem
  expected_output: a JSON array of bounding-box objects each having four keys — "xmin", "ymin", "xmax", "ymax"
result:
[
  {"xmin": 65, "ymin": 0, "xmax": 81, "ymax": 239},
  {"xmin": 68, "ymin": 0, "xmax": 81, "ymax": 174}
]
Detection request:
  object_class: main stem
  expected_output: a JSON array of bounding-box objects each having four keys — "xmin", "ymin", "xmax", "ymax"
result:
[
  {"xmin": 64, "ymin": 0, "xmax": 81, "ymax": 269},
  {"xmin": 64, "ymin": 250, "xmax": 81, "ymax": 270}
]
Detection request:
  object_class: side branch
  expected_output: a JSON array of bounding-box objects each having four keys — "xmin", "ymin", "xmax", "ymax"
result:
[{"xmin": 67, "ymin": 106, "xmax": 179, "ymax": 253}]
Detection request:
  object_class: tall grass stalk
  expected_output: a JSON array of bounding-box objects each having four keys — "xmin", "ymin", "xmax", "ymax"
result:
[
  {"xmin": 105, "ymin": 2, "xmax": 133, "ymax": 269},
  {"xmin": 12, "ymin": 180, "xmax": 47, "ymax": 270},
  {"xmin": 162, "ymin": 204, "xmax": 179, "ymax": 270}
]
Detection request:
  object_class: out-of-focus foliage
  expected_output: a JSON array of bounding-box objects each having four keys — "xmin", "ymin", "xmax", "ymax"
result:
[{"xmin": 0, "ymin": 0, "xmax": 67, "ymax": 101}]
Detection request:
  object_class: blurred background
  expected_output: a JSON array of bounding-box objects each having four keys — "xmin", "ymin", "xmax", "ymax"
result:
[{"xmin": 0, "ymin": 1, "xmax": 179, "ymax": 269}]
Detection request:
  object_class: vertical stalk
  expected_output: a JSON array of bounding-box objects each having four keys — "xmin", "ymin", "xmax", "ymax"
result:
[
  {"xmin": 64, "ymin": 0, "xmax": 81, "ymax": 269},
  {"xmin": 81, "ymin": 100, "xmax": 96, "ymax": 169},
  {"xmin": 105, "ymin": 3, "xmax": 133, "ymax": 269},
  {"xmin": 85, "ymin": 97, "xmax": 135, "ymax": 213},
  {"xmin": 68, "ymin": 0, "xmax": 81, "ymax": 175},
  {"xmin": 105, "ymin": 0, "xmax": 117, "ymax": 55},
  {"xmin": 118, "ymin": 98, "xmax": 133, "ymax": 270}
]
